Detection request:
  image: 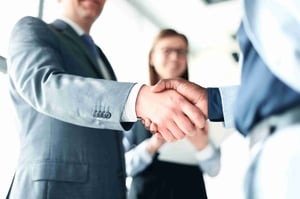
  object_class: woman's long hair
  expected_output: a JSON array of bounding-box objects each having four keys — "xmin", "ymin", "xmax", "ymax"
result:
[{"xmin": 148, "ymin": 28, "xmax": 189, "ymax": 85}]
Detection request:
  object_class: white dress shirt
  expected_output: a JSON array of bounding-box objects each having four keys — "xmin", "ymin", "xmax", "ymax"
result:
[{"xmin": 123, "ymin": 133, "xmax": 221, "ymax": 177}]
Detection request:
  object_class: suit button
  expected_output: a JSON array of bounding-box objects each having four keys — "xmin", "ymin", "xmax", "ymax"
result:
[
  {"xmin": 93, "ymin": 110, "xmax": 98, "ymax": 117},
  {"xmin": 100, "ymin": 111, "xmax": 105, "ymax": 118},
  {"xmin": 104, "ymin": 112, "xmax": 111, "ymax": 119},
  {"xmin": 96, "ymin": 111, "xmax": 101, "ymax": 118}
]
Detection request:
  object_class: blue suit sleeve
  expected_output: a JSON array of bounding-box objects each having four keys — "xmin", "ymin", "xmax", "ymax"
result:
[{"xmin": 207, "ymin": 88, "xmax": 224, "ymax": 121}]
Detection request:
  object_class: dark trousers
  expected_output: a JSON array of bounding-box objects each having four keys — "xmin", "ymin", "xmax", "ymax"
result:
[{"xmin": 128, "ymin": 159, "xmax": 207, "ymax": 199}]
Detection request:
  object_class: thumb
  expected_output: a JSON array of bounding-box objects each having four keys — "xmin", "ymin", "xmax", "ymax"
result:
[{"xmin": 151, "ymin": 78, "xmax": 184, "ymax": 93}]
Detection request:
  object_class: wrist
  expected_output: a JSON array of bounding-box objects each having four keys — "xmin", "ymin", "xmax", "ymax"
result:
[
  {"xmin": 193, "ymin": 139, "xmax": 209, "ymax": 151},
  {"xmin": 135, "ymin": 85, "xmax": 149, "ymax": 118},
  {"xmin": 146, "ymin": 140, "xmax": 159, "ymax": 154},
  {"xmin": 196, "ymin": 142, "xmax": 216, "ymax": 160}
]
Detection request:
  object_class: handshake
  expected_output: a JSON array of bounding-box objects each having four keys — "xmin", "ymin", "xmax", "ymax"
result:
[{"xmin": 136, "ymin": 78, "xmax": 208, "ymax": 142}]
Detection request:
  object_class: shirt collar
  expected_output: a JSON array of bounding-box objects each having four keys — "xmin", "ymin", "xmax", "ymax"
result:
[{"xmin": 59, "ymin": 16, "xmax": 85, "ymax": 36}]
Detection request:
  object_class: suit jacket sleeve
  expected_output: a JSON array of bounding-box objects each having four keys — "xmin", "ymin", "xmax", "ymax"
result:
[
  {"xmin": 8, "ymin": 16, "xmax": 135, "ymax": 131},
  {"xmin": 243, "ymin": 0, "xmax": 300, "ymax": 92}
]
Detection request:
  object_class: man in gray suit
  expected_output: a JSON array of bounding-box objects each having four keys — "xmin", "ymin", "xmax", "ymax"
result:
[{"xmin": 6, "ymin": 0, "xmax": 207, "ymax": 198}]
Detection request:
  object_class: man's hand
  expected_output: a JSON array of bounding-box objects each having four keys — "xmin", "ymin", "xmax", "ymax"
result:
[
  {"xmin": 151, "ymin": 78, "xmax": 208, "ymax": 118},
  {"xmin": 136, "ymin": 85, "xmax": 206, "ymax": 142},
  {"xmin": 186, "ymin": 122, "xmax": 209, "ymax": 151},
  {"xmin": 146, "ymin": 134, "xmax": 166, "ymax": 154},
  {"xmin": 145, "ymin": 78, "xmax": 209, "ymax": 141},
  {"xmin": 142, "ymin": 118, "xmax": 209, "ymax": 148}
]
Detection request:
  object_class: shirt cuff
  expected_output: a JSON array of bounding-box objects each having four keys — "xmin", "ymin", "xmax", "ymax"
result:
[
  {"xmin": 138, "ymin": 140, "xmax": 155, "ymax": 163},
  {"xmin": 195, "ymin": 142, "xmax": 216, "ymax": 161},
  {"xmin": 219, "ymin": 86, "xmax": 239, "ymax": 128},
  {"xmin": 122, "ymin": 83, "xmax": 144, "ymax": 122},
  {"xmin": 196, "ymin": 142, "xmax": 221, "ymax": 177}
]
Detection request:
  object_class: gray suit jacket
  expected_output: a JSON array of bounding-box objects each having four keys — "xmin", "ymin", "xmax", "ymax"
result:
[{"xmin": 7, "ymin": 16, "xmax": 134, "ymax": 199}]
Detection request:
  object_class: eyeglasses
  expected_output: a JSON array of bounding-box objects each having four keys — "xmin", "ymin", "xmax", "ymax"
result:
[{"xmin": 159, "ymin": 47, "xmax": 188, "ymax": 57}]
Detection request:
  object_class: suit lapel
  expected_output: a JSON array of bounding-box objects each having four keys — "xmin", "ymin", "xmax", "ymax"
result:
[
  {"xmin": 95, "ymin": 46, "xmax": 117, "ymax": 80},
  {"xmin": 50, "ymin": 20, "xmax": 116, "ymax": 80}
]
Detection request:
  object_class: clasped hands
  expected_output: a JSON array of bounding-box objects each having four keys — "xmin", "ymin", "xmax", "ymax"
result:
[{"xmin": 136, "ymin": 78, "xmax": 209, "ymax": 146}]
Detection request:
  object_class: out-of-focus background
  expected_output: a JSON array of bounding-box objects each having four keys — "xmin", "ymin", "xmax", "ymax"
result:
[{"xmin": 0, "ymin": 0, "xmax": 250, "ymax": 198}]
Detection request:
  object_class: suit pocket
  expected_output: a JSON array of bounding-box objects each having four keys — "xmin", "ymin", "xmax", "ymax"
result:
[{"xmin": 31, "ymin": 161, "xmax": 88, "ymax": 183}]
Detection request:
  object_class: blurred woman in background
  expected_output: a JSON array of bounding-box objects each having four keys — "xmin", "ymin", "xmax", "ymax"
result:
[{"xmin": 123, "ymin": 29, "xmax": 221, "ymax": 199}]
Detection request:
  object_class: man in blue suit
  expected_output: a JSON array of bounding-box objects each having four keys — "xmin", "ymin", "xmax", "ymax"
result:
[
  {"xmin": 150, "ymin": 0, "xmax": 300, "ymax": 198},
  {"xmin": 6, "ymin": 0, "xmax": 207, "ymax": 198}
]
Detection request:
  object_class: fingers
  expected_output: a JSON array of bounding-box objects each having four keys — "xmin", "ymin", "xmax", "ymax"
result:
[
  {"xmin": 186, "ymin": 121, "xmax": 209, "ymax": 150},
  {"xmin": 145, "ymin": 116, "xmax": 208, "ymax": 150},
  {"xmin": 143, "ymin": 119, "xmax": 160, "ymax": 134},
  {"xmin": 151, "ymin": 78, "xmax": 184, "ymax": 93},
  {"xmin": 179, "ymin": 98, "xmax": 207, "ymax": 131},
  {"xmin": 155, "ymin": 120, "xmax": 185, "ymax": 142},
  {"xmin": 152, "ymin": 98, "xmax": 203, "ymax": 140},
  {"xmin": 154, "ymin": 132, "xmax": 163, "ymax": 139},
  {"xmin": 163, "ymin": 91, "xmax": 207, "ymax": 136},
  {"xmin": 164, "ymin": 121, "xmax": 186, "ymax": 140},
  {"xmin": 147, "ymin": 134, "xmax": 166, "ymax": 154},
  {"xmin": 141, "ymin": 118, "xmax": 152, "ymax": 130},
  {"xmin": 149, "ymin": 122, "xmax": 158, "ymax": 133},
  {"xmin": 143, "ymin": 118, "xmax": 185, "ymax": 142},
  {"xmin": 151, "ymin": 79, "xmax": 208, "ymax": 117},
  {"xmin": 136, "ymin": 85, "xmax": 206, "ymax": 142}
]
